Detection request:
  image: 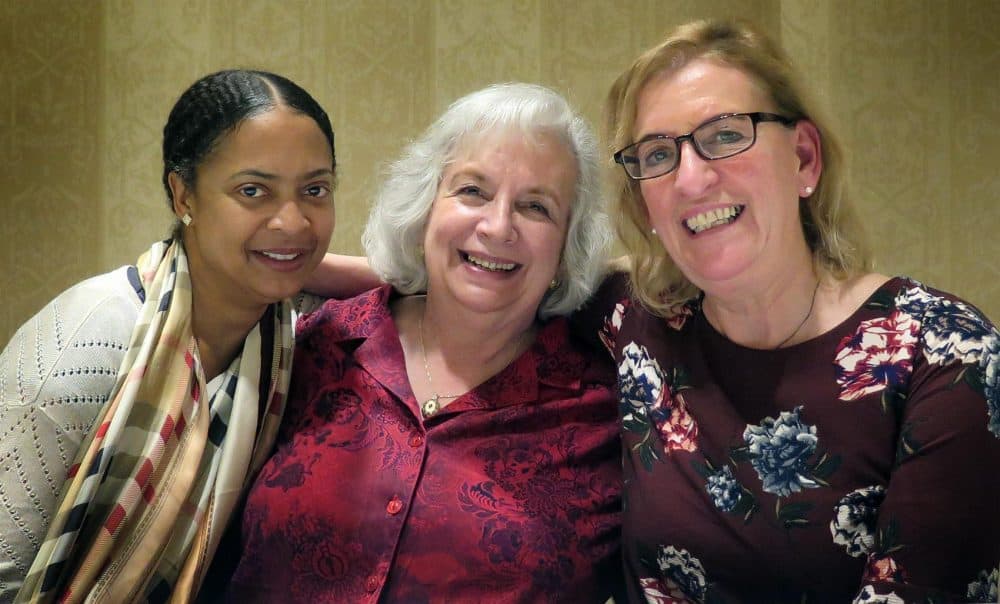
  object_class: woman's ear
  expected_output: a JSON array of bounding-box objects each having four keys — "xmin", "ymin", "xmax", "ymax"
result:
[
  {"xmin": 168, "ymin": 172, "xmax": 194, "ymax": 221},
  {"xmin": 794, "ymin": 120, "xmax": 823, "ymax": 191}
]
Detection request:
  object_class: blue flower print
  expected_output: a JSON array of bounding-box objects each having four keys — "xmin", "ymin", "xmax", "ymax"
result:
[
  {"xmin": 981, "ymin": 333, "xmax": 1000, "ymax": 438},
  {"xmin": 705, "ymin": 465, "xmax": 742, "ymax": 513},
  {"xmin": 966, "ymin": 566, "xmax": 999, "ymax": 601},
  {"xmin": 852, "ymin": 585, "xmax": 904, "ymax": 604},
  {"xmin": 896, "ymin": 283, "xmax": 995, "ymax": 366},
  {"xmin": 656, "ymin": 545, "xmax": 707, "ymax": 602},
  {"xmin": 893, "ymin": 282, "xmax": 937, "ymax": 317},
  {"xmin": 743, "ymin": 406, "xmax": 820, "ymax": 497},
  {"xmin": 618, "ymin": 342, "xmax": 699, "ymax": 470},
  {"xmin": 897, "ymin": 282, "xmax": 1000, "ymax": 438},
  {"xmin": 618, "ymin": 342, "xmax": 664, "ymax": 422},
  {"xmin": 923, "ymin": 301, "xmax": 995, "ymax": 366},
  {"xmin": 830, "ymin": 486, "xmax": 886, "ymax": 557}
]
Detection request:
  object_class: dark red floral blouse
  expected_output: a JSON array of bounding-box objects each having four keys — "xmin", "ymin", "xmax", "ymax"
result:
[
  {"xmin": 226, "ymin": 286, "xmax": 622, "ymax": 603},
  {"xmin": 574, "ymin": 275, "xmax": 1000, "ymax": 604}
]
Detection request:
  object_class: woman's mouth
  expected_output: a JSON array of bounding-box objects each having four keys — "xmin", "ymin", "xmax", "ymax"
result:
[
  {"xmin": 252, "ymin": 248, "xmax": 313, "ymax": 272},
  {"xmin": 684, "ymin": 205, "xmax": 745, "ymax": 234},
  {"xmin": 260, "ymin": 251, "xmax": 302, "ymax": 261},
  {"xmin": 461, "ymin": 251, "xmax": 518, "ymax": 272}
]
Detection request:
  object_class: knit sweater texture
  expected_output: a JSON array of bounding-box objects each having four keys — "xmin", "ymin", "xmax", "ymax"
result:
[{"xmin": 0, "ymin": 267, "xmax": 140, "ymax": 601}]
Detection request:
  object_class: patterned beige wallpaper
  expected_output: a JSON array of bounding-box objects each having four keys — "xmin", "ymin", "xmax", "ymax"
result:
[{"xmin": 2, "ymin": 0, "xmax": 997, "ymax": 345}]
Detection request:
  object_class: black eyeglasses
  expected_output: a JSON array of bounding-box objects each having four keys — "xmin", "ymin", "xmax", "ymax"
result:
[{"xmin": 613, "ymin": 112, "xmax": 796, "ymax": 180}]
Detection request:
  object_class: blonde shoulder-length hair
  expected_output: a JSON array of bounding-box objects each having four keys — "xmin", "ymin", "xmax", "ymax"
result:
[{"xmin": 605, "ymin": 18, "xmax": 873, "ymax": 317}]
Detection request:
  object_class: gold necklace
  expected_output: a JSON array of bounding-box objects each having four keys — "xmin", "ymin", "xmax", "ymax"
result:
[
  {"xmin": 773, "ymin": 279, "xmax": 820, "ymax": 349},
  {"xmin": 417, "ymin": 315, "xmax": 465, "ymax": 418}
]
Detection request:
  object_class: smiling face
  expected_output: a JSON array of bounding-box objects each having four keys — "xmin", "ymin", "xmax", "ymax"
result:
[
  {"xmin": 634, "ymin": 58, "xmax": 819, "ymax": 295},
  {"xmin": 422, "ymin": 130, "xmax": 576, "ymax": 324},
  {"xmin": 171, "ymin": 106, "xmax": 335, "ymax": 314}
]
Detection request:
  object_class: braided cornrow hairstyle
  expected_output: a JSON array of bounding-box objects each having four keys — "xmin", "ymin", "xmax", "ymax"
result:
[{"xmin": 161, "ymin": 69, "xmax": 335, "ymax": 209}]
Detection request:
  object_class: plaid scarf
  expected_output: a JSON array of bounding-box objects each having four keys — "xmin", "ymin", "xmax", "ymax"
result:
[{"xmin": 17, "ymin": 240, "xmax": 293, "ymax": 603}]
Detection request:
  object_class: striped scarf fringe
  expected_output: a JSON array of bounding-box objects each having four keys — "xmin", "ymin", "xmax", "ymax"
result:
[{"xmin": 17, "ymin": 240, "xmax": 292, "ymax": 604}]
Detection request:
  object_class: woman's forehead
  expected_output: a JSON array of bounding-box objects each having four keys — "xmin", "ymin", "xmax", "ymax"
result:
[
  {"xmin": 635, "ymin": 60, "xmax": 770, "ymax": 133},
  {"xmin": 449, "ymin": 127, "xmax": 571, "ymax": 165}
]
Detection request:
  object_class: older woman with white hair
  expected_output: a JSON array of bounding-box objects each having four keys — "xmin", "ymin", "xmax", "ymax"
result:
[{"xmin": 223, "ymin": 83, "xmax": 623, "ymax": 602}]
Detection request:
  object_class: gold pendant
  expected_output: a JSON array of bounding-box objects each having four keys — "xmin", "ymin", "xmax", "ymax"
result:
[{"xmin": 421, "ymin": 395, "xmax": 440, "ymax": 418}]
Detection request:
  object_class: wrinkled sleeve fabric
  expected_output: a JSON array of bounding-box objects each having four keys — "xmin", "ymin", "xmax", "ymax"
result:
[
  {"xmin": 853, "ymin": 290, "xmax": 1000, "ymax": 602},
  {"xmin": 0, "ymin": 268, "xmax": 139, "ymax": 602}
]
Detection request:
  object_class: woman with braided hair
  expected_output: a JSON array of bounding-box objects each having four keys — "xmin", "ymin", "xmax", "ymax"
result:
[{"xmin": 0, "ymin": 69, "xmax": 336, "ymax": 603}]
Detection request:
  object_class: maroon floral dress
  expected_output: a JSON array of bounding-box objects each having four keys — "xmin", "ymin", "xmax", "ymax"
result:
[
  {"xmin": 226, "ymin": 286, "xmax": 622, "ymax": 603},
  {"xmin": 574, "ymin": 275, "xmax": 1000, "ymax": 603}
]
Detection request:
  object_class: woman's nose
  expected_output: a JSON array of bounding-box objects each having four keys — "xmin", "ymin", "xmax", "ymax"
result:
[
  {"xmin": 269, "ymin": 199, "xmax": 310, "ymax": 232},
  {"xmin": 476, "ymin": 199, "xmax": 516, "ymax": 243},
  {"xmin": 672, "ymin": 140, "xmax": 719, "ymax": 197}
]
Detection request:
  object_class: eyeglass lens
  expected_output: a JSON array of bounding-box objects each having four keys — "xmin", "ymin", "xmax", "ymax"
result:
[{"xmin": 623, "ymin": 114, "xmax": 757, "ymax": 179}]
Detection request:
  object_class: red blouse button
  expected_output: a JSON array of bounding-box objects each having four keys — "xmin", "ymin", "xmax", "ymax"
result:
[
  {"xmin": 386, "ymin": 496, "xmax": 404, "ymax": 515},
  {"xmin": 365, "ymin": 575, "xmax": 379, "ymax": 593},
  {"xmin": 408, "ymin": 434, "xmax": 424, "ymax": 447}
]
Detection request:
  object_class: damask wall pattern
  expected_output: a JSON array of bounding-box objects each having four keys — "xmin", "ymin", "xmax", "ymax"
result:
[
  {"xmin": 1, "ymin": 1, "xmax": 104, "ymax": 347},
  {"xmin": 2, "ymin": 0, "xmax": 997, "ymax": 345}
]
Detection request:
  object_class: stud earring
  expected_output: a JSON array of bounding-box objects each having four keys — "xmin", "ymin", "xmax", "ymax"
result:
[
  {"xmin": 181, "ymin": 213, "xmax": 192, "ymax": 226},
  {"xmin": 803, "ymin": 186, "xmax": 814, "ymax": 196},
  {"xmin": 651, "ymin": 227, "xmax": 657, "ymax": 236},
  {"xmin": 549, "ymin": 279, "xmax": 560, "ymax": 291}
]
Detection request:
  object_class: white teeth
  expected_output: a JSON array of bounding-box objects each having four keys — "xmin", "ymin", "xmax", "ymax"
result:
[
  {"xmin": 261, "ymin": 251, "xmax": 300, "ymax": 261},
  {"xmin": 466, "ymin": 253, "xmax": 516, "ymax": 272},
  {"xmin": 685, "ymin": 205, "xmax": 743, "ymax": 234}
]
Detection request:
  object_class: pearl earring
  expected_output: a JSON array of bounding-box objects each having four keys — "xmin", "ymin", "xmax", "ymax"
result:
[
  {"xmin": 181, "ymin": 213, "xmax": 192, "ymax": 226},
  {"xmin": 651, "ymin": 227, "xmax": 657, "ymax": 236},
  {"xmin": 803, "ymin": 186, "xmax": 814, "ymax": 196}
]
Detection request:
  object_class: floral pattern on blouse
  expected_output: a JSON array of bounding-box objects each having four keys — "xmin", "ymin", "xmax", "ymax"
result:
[
  {"xmin": 226, "ymin": 286, "xmax": 622, "ymax": 603},
  {"xmin": 830, "ymin": 486, "xmax": 887, "ymax": 558},
  {"xmin": 740, "ymin": 406, "xmax": 823, "ymax": 497},
  {"xmin": 853, "ymin": 585, "xmax": 905, "ymax": 604},
  {"xmin": 691, "ymin": 456, "xmax": 759, "ymax": 523},
  {"xmin": 600, "ymin": 300, "xmax": 629, "ymax": 354},
  {"xmin": 638, "ymin": 545, "xmax": 707, "ymax": 604},
  {"xmin": 895, "ymin": 282, "xmax": 1000, "ymax": 437},
  {"xmin": 864, "ymin": 555, "xmax": 908, "ymax": 585},
  {"xmin": 966, "ymin": 566, "xmax": 999, "ymax": 601},
  {"xmin": 619, "ymin": 342, "xmax": 699, "ymax": 470},
  {"xmin": 573, "ymin": 274, "xmax": 1000, "ymax": 604},
  {"xmin": 835, "ymin": 312, "xmax": 919, "ymax": 409},
  {"xmin": 703, "ymin": 465, "xmax": 742, "ymax": 513}
]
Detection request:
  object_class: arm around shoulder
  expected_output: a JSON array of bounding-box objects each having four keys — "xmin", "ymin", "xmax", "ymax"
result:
[{"xmin": 302, "ymin": 253, "xmax": 382, "ymax": 299}]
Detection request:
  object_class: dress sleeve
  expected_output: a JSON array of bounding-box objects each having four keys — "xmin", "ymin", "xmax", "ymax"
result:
[
  {"xmin": 0, "ymin": 270, "xmax": 137, "ymax": 602},
  {"xmin": 853, "ymin": 301, "xmax": 1000, "ymax": 602}
]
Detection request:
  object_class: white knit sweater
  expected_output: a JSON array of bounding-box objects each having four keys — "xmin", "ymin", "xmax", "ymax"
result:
[
  {"xmin": 0, "ymin": 267, "xmax": 140, "ymax": 601},
  {"xmin": 0, "ymin": 266, "xmax": 326, "ymax": 601}
]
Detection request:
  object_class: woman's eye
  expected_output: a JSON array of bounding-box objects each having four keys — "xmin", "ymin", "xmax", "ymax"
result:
[
  {"xmin": 643, "ymin": 145, "xmax": 675, "ymax": 167},
  {"xmin": 457, "ymin": 185, "xmax": 483, "ymax": 197},
  {"xmin": 525, "ymin": 201, "xmax": 551, "ymax": 217},
  {"xmin": 713, "ymin": 129, "xmax": 746, "ymax": 144},
  {"xmin": 305, "ymin": 184, "xmax": 330, "ymax": 198},
  {"xmin": 239, "ymin": 185, "xmax": 265, "ymax": 198}
]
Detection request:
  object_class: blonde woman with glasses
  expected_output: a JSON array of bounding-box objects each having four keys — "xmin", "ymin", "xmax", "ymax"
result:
[{"xmin": 580, "ymin": 17, "xmax": 999, "ymax": 603}]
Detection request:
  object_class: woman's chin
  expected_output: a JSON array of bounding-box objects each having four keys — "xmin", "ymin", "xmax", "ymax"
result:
[{"xmin": 681, "ymin": 258, "xmax": 758, "ymax": 295}]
